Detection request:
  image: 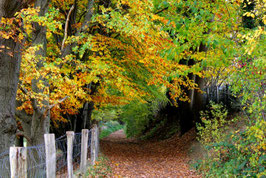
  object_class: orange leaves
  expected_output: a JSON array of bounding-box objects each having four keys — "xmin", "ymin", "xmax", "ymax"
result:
[
  {"xmin": 17, "ymin": 101, "xmax": 34, "ymax": 115},
  {"xmin": 0, "ymin": 17, "xmax": 23, "ymax": 42},
  {"xmin": 15, "ymin": 0, "xmax": 206, "ymax": 124},
  {"xmin": 88, "ymin": 19, "xmax": 191, "ymax": 103}
]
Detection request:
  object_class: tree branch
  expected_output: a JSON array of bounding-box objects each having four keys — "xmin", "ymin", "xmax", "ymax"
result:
[
  {"xmin": 80, "ymin": 0, "xmax": 94, "ymax": 32},
  {"xmin": 49, "ymin": 96, "xmax": 69, "ymax": 109},
  {"xmin": 77, "ymin": 10, "xmax": 88, "ymax": 24},
  {"xmin": 61, "ymin": 0, "xmax": 94, "ymax": 57},
  {"xmin": 61, "ymin": 4, "xmax": 75, "ymax": 51},
  {"xmin": 42, "ymin": 96, "xmax": 69, "ymax": 120},
  {"xmin": 155, "ymin": 7, "xmax": 169, "ymax": 15},
  {"xmin": 16, "ymin": 130, "xmax": 31, "ymax": 143}
]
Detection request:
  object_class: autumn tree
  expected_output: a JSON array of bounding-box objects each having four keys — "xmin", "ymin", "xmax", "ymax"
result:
[
  {"xmin": 1, "ymin": 0, "xmax": 249, "ymax": 147},
  {"xmin": 122, "ymin": 0, "xmax": 245, "ymax": 138},
  {"xmin": 12, "ymin": 0, "xmax": 200, "ymax": 143}
]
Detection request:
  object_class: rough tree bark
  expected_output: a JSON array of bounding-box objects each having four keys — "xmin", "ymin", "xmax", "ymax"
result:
[
  {"xmin": 0, "ymin": 0, "xmax": 24, "ymax": 153},
  {"xmin": 16, "ymin": 0, "xmax": 50, "ymax": 146},
  {"xmin": 28, "ymin": 0, "xmax": 50, "ymax": 146}
]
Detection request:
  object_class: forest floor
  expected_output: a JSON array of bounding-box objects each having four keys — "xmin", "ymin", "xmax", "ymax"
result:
[{"xmin": 100, "ymin": 129, "xmax": 203, "ymax": 177}]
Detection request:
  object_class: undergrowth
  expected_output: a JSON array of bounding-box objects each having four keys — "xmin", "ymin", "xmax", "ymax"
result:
[{"xmin": 194, "ymin": 102, "xmax": 266, "ymax": 177}]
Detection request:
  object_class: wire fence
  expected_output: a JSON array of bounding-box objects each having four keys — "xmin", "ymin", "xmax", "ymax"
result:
[
  {"xmin": 0, "ymin": 130, "xmax": 92, "ymax": 178},
  {"xmin": 0, "ymin": 150, "xmax": 10, "ymax": 178}
]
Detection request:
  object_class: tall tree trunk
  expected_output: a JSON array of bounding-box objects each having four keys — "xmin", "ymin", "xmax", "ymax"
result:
[
  {"xmin": 189, "ymin": 44, "xmax": 208, "ymax": 123},
  {"xmin": 15, "ymin": 0, "xmax": 50, "ymax": 146},
  {"xmin": 29, "ymin": 0, "xmax": 50, "ymax": 146},
  {"xmin": 0, "ymin": 0, "xmax": 23, "ymax": 153},
  {"xmin": 82, "ymin": 101, "xmax": 94, "ymax": 129},
  {"xmin": 0, "ymin": 39, "xmax": 21, "ymax": 152}
]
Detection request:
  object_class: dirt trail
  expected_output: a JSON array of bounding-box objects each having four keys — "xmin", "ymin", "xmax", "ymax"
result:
[{"xmin": 100, "ymin": 129, "xmax": 201, "ymax": 177}]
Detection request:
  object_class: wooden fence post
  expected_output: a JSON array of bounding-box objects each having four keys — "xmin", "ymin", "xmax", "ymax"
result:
[
  {"xmin": 96, "ymin": 125, "xmax": 99, "ymax": 161},
  {"xmin": 67, "ymin": 131, "xmax": 74, "ymax": 178},
  {"xmin": 90, "ymin": 125, "xmax": 95, "ymax": 166},
  {"xmin": 90, "ymin": 124, "xmax": 99, "ymax": 166},
  {"xmin": 9, "ymin": 147, "xmax": 27, "ymax": 178},
  {"xmin": 44, "ymin": 134, "xmax": 56, "ymax": 178},
  {"xmin": 80, "ymin": 129, "xmax": 89, "ymax": 175},
  {"xmin": 217, "ymin": 86, "xmax": 220, "ymax": 102}
]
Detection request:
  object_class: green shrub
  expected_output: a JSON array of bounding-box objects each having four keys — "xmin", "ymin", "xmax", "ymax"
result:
[
  {"xmin": 197, "ymin": 101, "xmax": 228, "ymax": 146},
  {"xmin": 195, "ymin": 102, "xmax": 266, "ymax": 177}
]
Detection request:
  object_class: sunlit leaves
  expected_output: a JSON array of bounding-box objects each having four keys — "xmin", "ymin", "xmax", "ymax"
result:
[{"xmin": 13, "ymin": 0, "xmax": 264, "ymax": 126}]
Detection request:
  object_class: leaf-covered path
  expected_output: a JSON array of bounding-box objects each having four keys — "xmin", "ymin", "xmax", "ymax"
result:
[{"xmin": 100, "ymin": 129, "xmax": 201, "ymax": 177}]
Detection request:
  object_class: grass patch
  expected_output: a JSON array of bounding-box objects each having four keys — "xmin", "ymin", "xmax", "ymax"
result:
[{"xmin": 99, "ymin": 121, "xmax": 124, "ymax": 139}]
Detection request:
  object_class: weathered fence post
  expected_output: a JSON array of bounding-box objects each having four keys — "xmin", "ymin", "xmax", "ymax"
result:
[
  {"xmin": 9, "ymin": 147, "xmax": 27, "ymax": 178},
  {"xmin": 80, "ymin": 129, "xmax": 89, "ymax": 175},
  {"xmin": 91, "ymin": 124, "xmax": 99, "ymax": 166},
  {"xmin": 96, "ymin": 125, "xmax": 99, "ymax": 161},
  {"xmin": 217, "ymin": 86, "xmax": 220, "ymax": 102},
  {"xmin": 67, "ymin": 131, "xmax": 74, "ymax": 178},
  {"xmin": 44, "ymin": 134, "xmax": 56, "ymax": 178}
]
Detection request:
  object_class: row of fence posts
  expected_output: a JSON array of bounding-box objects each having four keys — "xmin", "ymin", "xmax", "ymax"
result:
[{"xmin": 9, "ymin": 125, "xmax": 99, "ymax": 178}]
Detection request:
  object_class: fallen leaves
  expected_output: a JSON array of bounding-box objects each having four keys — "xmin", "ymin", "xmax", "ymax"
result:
[{"xmin": 101, "ymin": 129, "xmax": 201, "ymax": 177}]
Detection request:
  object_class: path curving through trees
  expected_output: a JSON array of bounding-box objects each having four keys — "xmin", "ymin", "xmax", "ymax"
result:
[{"xmin": 101, "ymin": 129, "xmax": 201, "ymax": 177}]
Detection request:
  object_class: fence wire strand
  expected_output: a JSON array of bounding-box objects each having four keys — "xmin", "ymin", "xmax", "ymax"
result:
[{"xmin": 0, "ymin": 130, "xmax": 92, "ymax": 178}]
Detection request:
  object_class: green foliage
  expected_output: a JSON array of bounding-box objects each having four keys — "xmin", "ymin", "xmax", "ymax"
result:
[
  {"xmin": 230, "ymin": 0, "xmax": 265, "ymax": 121},
  {"xmin": 230, "ymin": 42, "xmax": 265, "ymax": 120},
  {"xmin": 194, "ymin": 1, "xmax": 266, "ymax": 176},
  {"xmin": 122, "ymin": 101, "xmax": 154, "ymax": 138},
  {"xmin": 92, "ymin": 106, "xmax": 121, "ymax": 122},
  {"xmin": 196, "ymin": 103, "xmax": 266, "ymax": 177},
  {"xmin": 99, "ymin": 121, "xmax": 124, "ymax": 139},
  {"xmin": 197, "ymin": 101, "xmax": 228, "ymax": 146},
  {"xmin": 86, "ymin": 155, "xmax": 112, "ymax": 177},
  {"xmin": 242, "ymin": 0, "xmax": 256, "ymax": 29},
  {"xmin": 121, "ymin": 93, "xmax": 168, "ymax": 138}
]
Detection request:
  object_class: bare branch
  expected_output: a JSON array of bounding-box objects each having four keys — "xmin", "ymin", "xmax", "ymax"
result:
[
  {"xmin": 155, "ymin": 7, "xmax": 169, "ymax": 15},
  {"xmin": 41, "ymin": 96, "xmax": 69, "ymax": 120},
  {"xmin": 49, "ymin": 96, "xmax": 69, "ymax": 109},
  {"xmin": 61, "ymin": 5, "xmax": 75, "ymax": 51}
]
